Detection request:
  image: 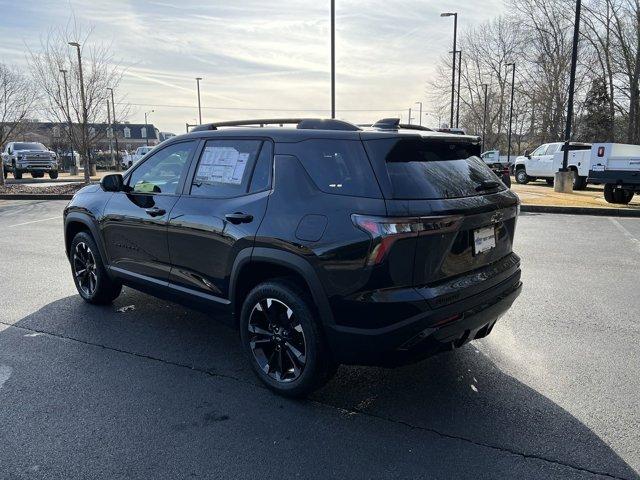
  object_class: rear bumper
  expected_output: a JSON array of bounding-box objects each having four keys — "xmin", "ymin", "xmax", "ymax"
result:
[
  {"xmin": 589, "ymin": 170, "xmax": 640, "ymax": 189},
  {"xmin": 325, "ymin": 267, "xmax": 522, "ymax": 366}
]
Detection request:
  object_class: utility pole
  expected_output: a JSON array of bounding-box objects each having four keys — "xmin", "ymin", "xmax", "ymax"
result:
[
  {"xmin": 481, "ymin": 83, "xmax": 489, "ymax": 153},
  {"xmin": 69, "ymin": 42, "xmax": 90, "ymax": 183},
  {"xmin": 441, "ymin": 12, "xmax": 458, "ymax": 128},
  {"xmin": 59, "ymin": 68, "xmax": 75, "ymax": 175},
  {"xmin": 195, "ymin": 77, "xmax": 203, "ymax": 124},
  {"xmin": 556, "ymin": 0, "xmax": 582, "ymax": 193},
  {"xmin": 107, "ymin": 87, "xmax": 120, "ymax": 171},
  {"xmin": 106, "ymin": 99, "xmax": 115, "ymax": 169},
  {"xmin": 408, "ymin": 107, "xmax": 412, "ymax": 125},
  {"xmin": 144, "ymin": 110, "xmax": 154, "ymax": 146},
  {"xmin": 456, "ymin": 50, "xmax": 462, "ymax": 128},
  {"xmin": 415, "ymin": 102, "xmax": 423, "ymax": 126},
  {"xmin": 506, "ymin": 62, "xmax": 516, "ymax": 169},
  {"xmin": 331, "ymin": 0, "xmax": 336, "ymax": 119}
]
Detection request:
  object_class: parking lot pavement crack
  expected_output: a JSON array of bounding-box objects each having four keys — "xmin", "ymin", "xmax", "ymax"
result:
[{"xmin": 0, "ymin": 320, "xmax": 633, "ymax": 480}]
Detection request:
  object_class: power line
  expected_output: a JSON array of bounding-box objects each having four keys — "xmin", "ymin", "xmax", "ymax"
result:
[{"xmin": 115, "ymin": 102, "xmax": 407, "ymax": 113}]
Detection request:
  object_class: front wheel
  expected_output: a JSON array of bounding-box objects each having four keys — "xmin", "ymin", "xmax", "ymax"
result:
[
  {"xmin": 70, "ymin": 232, "xmax": 122, "ymax": 304},
  {"xmin": 515, "ymin": 168, "xmax": 529, "ymax": 184},
  {"xmin": 240, "ymin": 280, "xmax": 337, "ymax": 398},
  {"xmin": 48, "ymin": 171, "xmax": 58, "ymax": 179}
]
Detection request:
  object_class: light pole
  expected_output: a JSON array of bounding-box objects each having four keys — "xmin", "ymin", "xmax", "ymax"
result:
[
  {"xmin": 441, "ymin": 12, "xmax": 458, "ymax": 128},
  {"xmin": 195, "ymin": 77, "xmax": 203, "ymax": 125},
  {"xmin": 506, "ymin": 63, "xmax": 516, "ymax": 168},
  {"xmin": 331, "ymin": 0, "xmax": 336, "ymax": 119},
  {"xmin": 59, "ymin": 68, "xmax": 75, "ymax": 174},
  {"xmin": 481, "ymin": 83, "xmax": 489, "ymax": 153},
  {"xmin": 556, "ymin": 0, "xmax": 582, "ymax": 193},
  {"xmin": 107, "ymin": 87, "xmax": 120, "ymax": 171},
  {"xmin": 408, "ymin": 107, "xmax": 412, "ymax": 125},
  {"xmin": 69, "ymin": 41, "xmax": 90, "ymax": 182},
  {"xmin": 415, "ymin": 101, "xmax": 423, "ymax": 126},
  {"xmin": 456, "ymin": 50, "xmax": 462, "ymax": 128},
  {"xmin": 144, "ymin": 110, "xmax": 154, "ymax": 146}
]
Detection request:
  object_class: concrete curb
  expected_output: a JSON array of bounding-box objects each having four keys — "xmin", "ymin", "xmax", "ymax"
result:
[
  {"xmin": 0, "ymin": 194, "xmax": 73, "ymax": 201},
  {"xmin": 521, "ymin": 204, "xmax": 640, "ymax": 217}
]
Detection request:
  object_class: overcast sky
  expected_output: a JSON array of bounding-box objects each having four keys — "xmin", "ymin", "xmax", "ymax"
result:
[{"xmin": 0, "ymin": 0, "xmax": 506, "ymax": 133}]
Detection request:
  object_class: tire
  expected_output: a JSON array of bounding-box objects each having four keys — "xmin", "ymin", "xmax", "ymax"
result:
[
  {"xmin": 240, "ymin": 279, "xmax": 337, "ymax": 398},
  {"xmin": 572, "ymin": 170, "xmax": 587, "ymax": 190},
  {"xmin": 501, "ymin": 172, "xmax": 512, "ymax": 188},
  {"xmin": 614, "ymin": 189, "xmax": 634, "ymax": 205},
  {"xmin": 49, "ymin": 171, "xmax": 58, "ymax": 179},
  {"xmin": 545, "ymin": 178, "xmax": 554, "ymax": 186},
  {"xmin": 70, "ymin": 231, "xmax": 122, "ymax": 304},
  {"xmin": 515, "ymin": 168, "xmax": 529, "ymax": 185},
  {"xmin": 13, "ymin": 168, "xmax": 22, "ymax": 180}
]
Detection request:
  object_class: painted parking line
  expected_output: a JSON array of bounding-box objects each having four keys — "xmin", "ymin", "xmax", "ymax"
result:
[
  {"xmin": 7, "ymin": 216, "xmax": 62, "ymax": 228},
  {"xmin": 609, "ymin": 218, "xmax": 640, "ymax": 253}
]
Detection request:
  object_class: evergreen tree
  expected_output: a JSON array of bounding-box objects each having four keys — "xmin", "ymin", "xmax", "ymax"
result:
[{"xmin": 579, "ymin": 77, "xmax": 614, "ymax": 142}]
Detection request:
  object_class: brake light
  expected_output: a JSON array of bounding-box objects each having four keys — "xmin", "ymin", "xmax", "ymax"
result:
[
  {"xmin": 351, "ymin": 214, "xmax": 463, "ymax": 265},
  {"xmin": 597, "ymin": 146, "xmax": 605, "ymax": 157}
]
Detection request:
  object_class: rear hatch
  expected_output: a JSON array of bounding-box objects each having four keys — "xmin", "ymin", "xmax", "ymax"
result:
[{"xmin": 361, "ymin": 135, "xmax": 519, "ymax": 291}]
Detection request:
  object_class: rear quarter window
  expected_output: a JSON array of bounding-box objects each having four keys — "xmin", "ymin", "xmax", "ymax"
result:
[
  {"xmin": 292, "ymin": 139, "xmax": 381, "ymax": 198},
  {"xmin": 364, "ymin": 138, "xmax": 504, "ymax": 200}
]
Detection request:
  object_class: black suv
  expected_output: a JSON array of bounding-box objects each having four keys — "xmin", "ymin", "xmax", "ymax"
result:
[{"xmin": 64, "ymin": 118, "xmax": 522, "ymax": 397}]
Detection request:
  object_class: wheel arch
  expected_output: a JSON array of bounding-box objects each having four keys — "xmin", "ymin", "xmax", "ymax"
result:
[
  {"xmin": 230, "ymin": 247, "xmax": 334, "ymax": 328},
  {"xmin": 64, "ymin": 213, "xmax": 109, "ymax": 270}
]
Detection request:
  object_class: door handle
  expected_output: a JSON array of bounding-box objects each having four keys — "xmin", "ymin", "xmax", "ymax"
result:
[
  {"xmin": 225, "ymin": 212, "xmax": 253, "ymax": 224},
  {"xmin": 145, "ymin": 207, "xmax": 166, "ymax": 217}
]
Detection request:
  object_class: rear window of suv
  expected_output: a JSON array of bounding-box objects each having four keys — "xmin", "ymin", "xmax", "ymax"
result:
[{"xmin": 364, "ymin": 138, "xmax": 504, "ymax": 200}]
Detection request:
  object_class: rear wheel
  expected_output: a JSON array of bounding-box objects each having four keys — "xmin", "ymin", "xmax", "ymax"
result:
[
  {"xmin": 573, "ymin": 170, "xmax": 587, "ymax": 190},
  {"xmin": 545, "ymin": 178, "xmax": 554, "ymax": 186},
  {"xmin": 49, "ymin": 171, "xmax": 58, "ymax": 179},
  {"xmin": 70, "ymin": 232, "xmax": 122, "ymax": 304},
  {"xmin": 515, "ymin": 168, "xmax": 529, "ymax": 185},
  {"xmin": 604, "ymin": 184, "xmax": 634, "ymax": 204},
  {"xmin": 240, "ymin": 280, "xmax": 337, "ymax": 398}
]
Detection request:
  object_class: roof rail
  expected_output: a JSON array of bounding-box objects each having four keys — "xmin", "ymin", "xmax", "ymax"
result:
[
  {"xmin": 190, "ymin": 118, "xmax": 361, "ymax": 132},
  {"xmin": 371, "ymin": 118, "xmax": 432, "ymax": 131}
]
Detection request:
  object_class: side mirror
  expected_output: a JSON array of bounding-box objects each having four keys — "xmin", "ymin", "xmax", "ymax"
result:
[
  {"xmin": 101, "ymin": 173, "xmax": 124, "ymax": 192},
  {"xmin": 524, "ymin": 150, "xmax": 531, "ymax": 159}
]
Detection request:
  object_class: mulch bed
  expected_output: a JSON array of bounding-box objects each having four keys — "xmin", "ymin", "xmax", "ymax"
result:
[{"xmin": 0, "ymin": 183, "xmax": 87, "ymax": 195}]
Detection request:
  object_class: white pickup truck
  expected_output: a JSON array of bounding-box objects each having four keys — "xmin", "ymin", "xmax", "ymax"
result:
[
  {"xmin": 514, "ymin": 142, "xmax": 592, "ymax": 190},
  {"xmin": 122, "ymin": 146, "xmax": 154, "ymax": 169},
  {"xmin": 588, "ymin": 143, "xmax": 640, "ymax": 204}
]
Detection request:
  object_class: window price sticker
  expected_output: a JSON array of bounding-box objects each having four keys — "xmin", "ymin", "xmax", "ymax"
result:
[{"xmin": 197, "ymin": 147, "xmax": 250, "ymax": 185}]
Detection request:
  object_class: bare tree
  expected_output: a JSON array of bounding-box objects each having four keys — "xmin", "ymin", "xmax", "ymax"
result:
[
  {"xmin": 0, "ymin": 64, "xmax": 36, "ymax": 186},
  {"xmin": 29, "ymin": 22, "xmax": 128, "ymax": 183}
]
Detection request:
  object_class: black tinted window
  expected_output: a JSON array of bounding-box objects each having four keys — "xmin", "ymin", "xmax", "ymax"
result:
[
  {"xmin": 364, "ymin": 138, "xmax": 503, "ymax": 200},
  {"xmin": 191, "ymin": 140, "xmax": 261, "ymax": 198},
  {"xmin": 128, "ymin": 141, "xmax": 195, "ymax": 194},
  {"xmin": 293, "ymin": 139, "xmax": 381, "ymax": 198},
  {"xmin": 249, "ymin": 141, "xmax": 273, "ymax": 193}
]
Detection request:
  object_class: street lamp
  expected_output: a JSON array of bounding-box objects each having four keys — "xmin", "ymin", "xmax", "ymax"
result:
[
  {"xmin": 195, "ymin": 77, "xmax": 203, "ymax": 125},
  {"xmin": 107, "ymin": 87, "xmax": 120, "ymax": 171},
  {"xmin": 59, "ymin": 68, "xmax": 74, "ymax": 174},
  {"xmin": 556, "ymin": 0, "xmax": 582, "ymax": 193},
  {"xmin": 68, "ymin": 41, "xmax": 89, "ymax": 183},
  {"xmin": 456, "ymin": 50, "xmax": 462, "ymax": 128},
  {"xmin": 506, "ymin": 63, "xmax": 516, "ymax": 168},
  {"xmin": 331, "ymin": 0, "xmax": 336, "ymax": 119},
  {"xmin": 441, "ymin": 12, "xmax": 458, "ymax": 128},
  {"xmin": 144, "ymin": 110, "xmax": 154, "ymax": 146},
  {"xmin": 481, "ymin": 83, "xmax": 489, "ymax": 153},
  {"xmin": 415, "ymin": 101, "xmax": 423, "ymax": 126}
]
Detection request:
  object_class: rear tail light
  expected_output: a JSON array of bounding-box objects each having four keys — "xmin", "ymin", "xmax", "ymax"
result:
[
  {"xmin": 597, "ymin": 146, "xmax": 605, "ymax": 157},
  {"xmin": 351, "ymin": 214, "xmax": 463, "ymax": 265}
]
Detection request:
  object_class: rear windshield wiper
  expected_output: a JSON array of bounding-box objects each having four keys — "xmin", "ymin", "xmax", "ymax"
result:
[{"xmin": 475, "ymin": 180, "xmax": 501, "ymax": 192}]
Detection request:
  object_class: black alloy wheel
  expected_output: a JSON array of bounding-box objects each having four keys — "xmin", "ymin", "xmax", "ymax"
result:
[
  {"xmin": 73, "ymin": 241, "xmax": 98, "ymax": 297},
  {"xmin": 247, "ymin": 298, "xmax": 307, "ymax": 383}
]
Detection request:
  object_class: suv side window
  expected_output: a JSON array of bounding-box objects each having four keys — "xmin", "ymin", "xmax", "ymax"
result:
[
  {"xmin": 127, "ymin": 141, "xmax": 196, "ymax": 195},
  {"xmin": 190, "ymin": 139, "xmax": 263, "ymax": 198},
  {"xmin": 292, "ymin": 139, "xmax": 381, "ymax": 198}
]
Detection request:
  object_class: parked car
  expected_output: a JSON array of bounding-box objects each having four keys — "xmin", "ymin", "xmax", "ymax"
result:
[
  {"xmin": 589, "ymin": 143, "xmax": 640, "ymax": 204},
  {"xmin": 1, "ymin": 142, "xmax": 59, "ymax": 179},
  {"xmin": 63, "ymin": 118, "xmax": 522, "ymax": 397},
  {"xmin": 513, "ymin": 142, "xmax": 591, "ymax": 189},
  {"xmin": 481, "ymin": 150, "xmax": 512, "ymax": 187},
  {"xmin": 122, "ymin": 146, "xmax": 154, "ymax": 169}
]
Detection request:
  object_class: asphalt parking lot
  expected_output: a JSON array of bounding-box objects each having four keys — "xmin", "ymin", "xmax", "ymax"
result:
[{"xmin": 0, "ymin": 200, "xmax": 638, "ymax": 480}]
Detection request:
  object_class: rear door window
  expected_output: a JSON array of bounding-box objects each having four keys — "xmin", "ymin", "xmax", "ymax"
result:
[
  {"xmin": 364, "ymin": 138, "xmax": 504, "ymax": 200},
  {"xmin": 292, "ymin": 139, "xmax": 381, "ymax": 198}
]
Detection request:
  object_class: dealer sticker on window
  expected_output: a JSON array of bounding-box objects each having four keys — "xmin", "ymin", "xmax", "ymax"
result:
[{"xmin": 473, "ymin": 226, "xmax": 496, "ymax": 255}]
